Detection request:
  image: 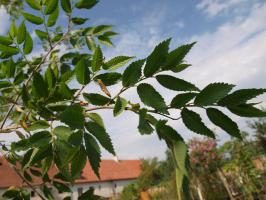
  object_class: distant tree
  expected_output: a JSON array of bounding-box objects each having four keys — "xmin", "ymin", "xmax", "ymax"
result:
[
  {"xmin": 249, "ymin": 116, "xmax": 266, "ymax": 153},
  {"xmin": 189, "ymin": 138, "xmax": 233, "ymax": 200},
  {"xmin": 220, "ymin": 133, "xmax": 264, "ymax": 199},
  {"xmin": 0, "ymin": 0, "xmax": 265, "ymax": 199}
]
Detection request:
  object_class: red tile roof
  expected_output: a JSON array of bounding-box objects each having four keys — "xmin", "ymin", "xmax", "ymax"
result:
[{"xmin": 0, "ymin": 157, "xmax": 141, "ymax": 189}]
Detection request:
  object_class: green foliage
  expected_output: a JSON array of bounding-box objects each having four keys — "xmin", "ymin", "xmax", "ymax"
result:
[
  {"xmin": 144, "ymin": 39, "xmax": 170, "ymax": 77},
  {"xmin": 75, "ymin": 58, "xmax": 90, "ymax": 85},
  {"xmin": 194, "ymin": 83, "xmax": 234, "ymax": 106},
  {"xmin": 122, "ymin": 59, "xmax": 145, "ymax": 87},
  {"xmin": 113, "ymin": 96, "xmax": 127, "ymax": 116},
  {"xmin": 181, "ymin": 108, "xmax": 215, "ymax": 138},
  {"xmin": 22, "ymin": 12, "xmax": 43, "ymax": 25},
  {"xmin": 156, "ymin": 74, "xmax": 199, "ymax": 91},
  {"xmin": 137, "ymin": 83, "xmax": 168, "ymax": 114},
  {"xmin": 0, "ymin": 1, "xmax": 265, "ymax": 199},
  {"xmin": 206, "ymin": 108, "xmax": 241, "ymax": 138}
]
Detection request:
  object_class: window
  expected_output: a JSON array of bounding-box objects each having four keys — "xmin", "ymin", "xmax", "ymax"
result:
[
  {"xmin": 98, "ymin": 185, "xmax": 101, "ymax": 191},
  {"xmin": 77, "ymin": 187, "xmax": 83, "ymax": 197},
  {"xmin": 31, "ymin": 191, "xmax": 35, "ymax": 197},
  {"xmin": 114, "ymin": 183, "xmax": 117, "ymax": 188}
]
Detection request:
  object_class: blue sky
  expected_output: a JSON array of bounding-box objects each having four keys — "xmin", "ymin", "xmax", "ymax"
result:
[{"xmin": 0, "ymin": 0, "xmax": 266, "ymax": 159}]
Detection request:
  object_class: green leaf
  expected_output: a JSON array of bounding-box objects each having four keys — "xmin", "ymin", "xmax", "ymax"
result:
[
  {"xmin": 78, "ymin": 188, "xmax": 100, "ymax": 200},
  {"xmin": 163, "ymin": 42, "xmax": 196, "ymax": 70},
  {"xmin": 137, "ymin": 83, "xmax": 168, "ymax": 114},
  {"xmin": 171, "ymin": 64, "xmax": 191, "ymax": 73},
  {"xmin": 25, "ymin": 0, "xmax": 41, "ymax": 10},
  {"xmin": 3, "ymin": 59, "xmax": 15, "ymax": 78},
  {"xmin": 22, "ymin": 12, "xmax": 43, "ymax": 25},
  {"xmin": 54, "ymin": 126, "xmax": 73, "ymax": 141},
  {"xmin": 0, "ymin": 81, "xmax": 11, "ymax": 89},
  {"xmin": 86, "ymin": 37, "xmax": 96, "ymax": 51},
  {"xmin": 103, "ymin": 31, "xmax": 118, "ymax": 37},
  {"xmin": 104, "ymin": 56, "xmax": 134, "ymax": 70},
  {"xmin": 47, "ymin": 5, "xmax": 59, "ymax": 27},
  {"xmin": 32, "ymin": 72, "xmax": 48, "ymax": 98},
  {"xmin": 93, "ymin": 25, "xmax": 113, "ymax": 35},
  {"xmin": 83, "ymin": 93, "xmax": 110, "ymax": 106},
  {"xmin": 59, "ymin": 104, "xmax": 85, "ymax": 129},
  {"xmin": 9, "ymin": 21, "xmax": 17, "ymax": 38},
  {"xmin": 54, "ymin": 140, "xmax": 78, "ymax": 176},
  {"xmin": 138, "ymin": 109, "xmax": 154, "ymax": 135},
  {"xmin": 156, "ymin": 75, "xmax": 199, "ymax": 91},
  {"xmin": 72, "ymin": 17, "xmax": 88, "ymax": 25},
  {"xmin": 156, "ymin": 120, "xmax": 183, "ymax": 146},
  {"xmin": 45, "ymin": 67, "xmax": 56, "ymax": 90},
  {"xmin": 206, "ymin": 108, "xmax": 241, "ymax": 138},
  {"xmin": 28, "ymin": 131, "xmax": 52, "ymax": 148},
  {"xmin": 21, "ymin": 84, "xmax": 30, "ymax": 106},
  {"xmin": 35, "ymin": 29, "xmax": 48, "ymax": 40},
  {"xmin": 75, "ymin": 58, "xmax": 90, "ymax": 85},
  {"xmin": 98, "ymin": 35, "xmax": 113, "ymax": 47},
  {"xmin": 171, "ymin": 93, "xmax": 198, "ymax": 108},
  {"xmin": 43, "ymin": 185, "xmax": 54, "ymax": 200},
  {"xmin": 58, "ymin": 83, "xmax": 73, "ymax": 99},
  {"xmin": 85, "ymin": 121, "xmax": 115, "ymax": 155},
  {"xmin": 144, "ymin": 38, "xmax": 171, "ymax": 77},
  {"xmin": 92, "ymin": 46, "xmax": 103, "ymax": 72},
  {"xmin": 218, "ymin": 89, "xmax": 266, "ymax": 106},
  {"xmin": 228, "ymin": 104, "xmax": 266, "ymax": 118},
  {"xmin": 0, "ymin": 44, "xmax": 19, "ymax": 55},
  {"xmin": 44, "ymin": 0, "xmax": 58, "ymax": 15},
  {"xmin": 86, "ymin": 113, "xmax": 104, "ymax": 128},
  {"xmin": 113, "ymin": 96, "xmax": 127, "ymax": 117},
  {"xmin": 17, "ymin": 21, "xmax": 26, "ymax": 44},
  {"xmin": 71, "ymin": 146, "xmax": 87, "ymax": 179},
  {"xmin": 53, "ymin": 181, "xmax": 71, "ymax": 193},
  {"xmin": 181, "ymin": 108, "xmax": 215, "ymax": 138},
  {"xmin": 28, "ymin": 121, "xmax": 50, "ymax": 131},
  {"xmin": 84, "ymin": 133, "xmax": 101, "ymax": 177},
  {"xmin": 2, "ymin": 187, "xmax": 20, "ymax": 198},
  {"xmin": 172, "ymin": 141, "xmax": 190, "ymax": 200},
  {"xmin": 23, "ymin": 32, "xmax": 33, "ymax": 55},
  {"xmin": 94, "ymin": 73, "xmax": 121, "ymax": 86},
  {"xmin": 0, "ymin": 36, "xmax": 13, "ymax": 45},
  {"xmin": 68, "ymin": 130, "xmax": 83, "ymax": 146},
  {"xmin": 60, "ymin": 0, "xmax": 71, "ymax": 13},
  {"xmin": 75, "ymin": 0, "xmax": 98, "ymax": 9},
  {"xmin": 194, "ymin": 83, "xmax": 235, "ymax": 106},
  {"xmin": 122, "ymin": 59, "xmax": 145, "ymax": 87}
]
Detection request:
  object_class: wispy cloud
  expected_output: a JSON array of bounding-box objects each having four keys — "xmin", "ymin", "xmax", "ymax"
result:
[
  {"xmin": 100, "ymin": 2, "xmax": 266, "ymax": 159},
  {"xmin": 196, "ymin": 0, "xmax": 248, "ymax": 17}
]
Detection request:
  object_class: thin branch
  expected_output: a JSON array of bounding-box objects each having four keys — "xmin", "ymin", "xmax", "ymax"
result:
[
  {"xmin": 0, "ymin": 25, "xmax": 71, "ymax": 131},
  {"xmin": 71, "ymin": 85, "xmax": 86, "ymax": 105},
  {"xmin": 146, "ymin": 109, "xmax": 181, "ymax": 120},
  {"xmin": 12, "ymin": 167, "xmax": 46, "ymax": 200},
  {"xmin": 41, "ymin": 9, "xmax": 53, "ymax": 48},
  {"xmin": 85, "ymin": 105, "xmax": 181, "ymax": 121}
]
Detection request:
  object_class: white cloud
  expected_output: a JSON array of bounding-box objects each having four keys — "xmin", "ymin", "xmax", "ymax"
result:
[
  {"xmin": 99, "ymin": 2, "xmax": 266, "ymax": 159},
  {"xmin": 0, "ymin": 6, "xmax": 10, "ymax": 35},
  {"xmin": 196, "ymin": 0, "xmax": 248, "ymax": 16},
  {"xmin": 186, "ymin": 3, "xmax": 266, "ymax": 87}
]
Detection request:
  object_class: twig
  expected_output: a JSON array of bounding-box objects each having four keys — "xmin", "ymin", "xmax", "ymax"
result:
[
  {"xmin": 12, "ymin": 167, "xmax": 46, "ymax": 200},
  {"xmin": 0, "ymin": 25, "xmax": 71, "ymax": 130}
]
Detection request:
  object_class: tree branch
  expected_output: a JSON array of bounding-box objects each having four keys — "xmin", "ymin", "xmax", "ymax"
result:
[{"xmin": 0, "ymin": 24, "xmax": 72, "ymax": 131}]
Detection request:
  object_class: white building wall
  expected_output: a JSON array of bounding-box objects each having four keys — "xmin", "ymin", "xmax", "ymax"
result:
[{"xmin": 0, "ymin": 179, "xmax": 135, "ymax": 199}]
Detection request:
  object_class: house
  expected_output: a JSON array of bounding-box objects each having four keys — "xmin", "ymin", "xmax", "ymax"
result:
[{"xmin": 0, "ymin": 157, "xmax": 141, "ymax": 199}]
